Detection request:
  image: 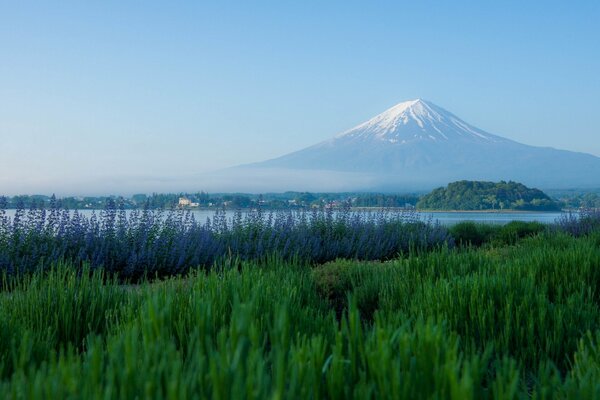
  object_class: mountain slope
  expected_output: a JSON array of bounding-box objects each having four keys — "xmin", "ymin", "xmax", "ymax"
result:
[{"xmin": 232, "ymin": 99, "xmax": 600, "ymax": 190}]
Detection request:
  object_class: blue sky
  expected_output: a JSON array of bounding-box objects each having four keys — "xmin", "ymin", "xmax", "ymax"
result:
[{"xmin": 1, "ymin": 1, "xmax": 599, "ymax": 194}]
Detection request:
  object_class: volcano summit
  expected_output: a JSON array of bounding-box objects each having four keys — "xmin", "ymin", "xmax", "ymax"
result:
[{"xmin": 220, "ymin": 99, "xmax": 600, "ymax": 191}]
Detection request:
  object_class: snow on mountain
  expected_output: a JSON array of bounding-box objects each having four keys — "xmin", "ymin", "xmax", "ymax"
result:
[
  {"xmin": 224, "ymin": 99, "xmax": 600, "ymax": 191},
  {"xmin": 334, "ymin": 99, "xmax": 504, "ymax": 144}
]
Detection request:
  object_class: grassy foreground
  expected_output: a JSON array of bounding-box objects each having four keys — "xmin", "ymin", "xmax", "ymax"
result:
[{"xmin": 2, "ymin": 231, "xmax": 600, "ymax": 398}]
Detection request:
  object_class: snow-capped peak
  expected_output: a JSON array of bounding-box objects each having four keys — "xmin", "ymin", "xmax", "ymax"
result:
[
  {"xmin": 336, "ymin": 99, "xmax": 504, "ymax": 144},
  {"xmin": 342, "ymin": 99, "xmax": 440, "ymax": 133}
]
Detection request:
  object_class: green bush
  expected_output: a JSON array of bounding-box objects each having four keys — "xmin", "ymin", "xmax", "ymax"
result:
[
  {"xmin": 449, "ymin": 222, "xmax": 499, "ymax": 247},
  {"xmin": 450, "ymin": 221, "xmax": 547, "ymax": 247},
  {"xmin": 496, "ymin": 220, "xmax": 546, "ymax": 245}
]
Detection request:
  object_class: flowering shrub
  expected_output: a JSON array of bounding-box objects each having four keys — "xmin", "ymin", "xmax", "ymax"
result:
[
  {"xmin": 0, "ymin": 197, "xmax": 452, "ymax": 278},
  {"xmin": 555, "ymin": 208, "xmax": 600, "ymax": 237}
]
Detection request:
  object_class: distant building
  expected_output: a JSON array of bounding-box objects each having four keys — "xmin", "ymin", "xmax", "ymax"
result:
[{"xmin": 179, "ymin": 197, "xmax": 200, "ymax": 207}]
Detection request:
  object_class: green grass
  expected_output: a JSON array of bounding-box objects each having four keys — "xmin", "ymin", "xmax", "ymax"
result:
[
  {"xmin": 1, "ymin": 231, "xmax": 600, "ymax": 398},
  {"xmin": 449, "ymin": 221, "xmax": 547, "ymax": 247}
]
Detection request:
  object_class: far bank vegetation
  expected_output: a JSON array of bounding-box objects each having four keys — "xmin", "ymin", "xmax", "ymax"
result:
[{"xmin": 417, "ymin": 180, "xmax": 560, "ymax": 211}]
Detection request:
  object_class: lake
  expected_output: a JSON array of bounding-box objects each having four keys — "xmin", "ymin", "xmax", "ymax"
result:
[
  {"xmin": 1, "ymin": 209, "xmax": 566, "ymax": 226},
  {"xmin": 422, "ymin": 211, "xmax": 563, "ymax": 225}
]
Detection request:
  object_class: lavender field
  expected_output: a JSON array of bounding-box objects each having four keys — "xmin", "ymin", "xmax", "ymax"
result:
[{"xmin": 0, "ymin": 197, "xmax": 451, "ymax": 278}]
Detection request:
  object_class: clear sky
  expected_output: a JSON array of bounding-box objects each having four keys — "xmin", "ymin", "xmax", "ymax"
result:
[{"xmin": 1, "ymin": 1, "xmax": 599, "ymax": 195}]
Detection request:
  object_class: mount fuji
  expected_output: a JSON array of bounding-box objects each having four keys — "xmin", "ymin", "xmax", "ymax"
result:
[{"xmin": 217, "ymin": 99, "xmax": 600, "ymax": 191}]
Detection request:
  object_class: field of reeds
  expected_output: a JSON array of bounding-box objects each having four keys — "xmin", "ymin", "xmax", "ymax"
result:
[{"xmin": 1, "ymin": 198, "xmax": 600, "ymax": 398}]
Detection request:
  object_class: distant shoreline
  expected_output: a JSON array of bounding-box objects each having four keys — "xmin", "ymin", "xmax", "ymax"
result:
[
  {"xmin": 352, "ymin": 207, "xmax": 563, "ymax": 214},
  {"xmin": 1, "ymin": 207, "xmax": 565, "ymax": 213},
  {"xmin": 418, "ymin": 209, "xmax": 563, "ymax": 214}
]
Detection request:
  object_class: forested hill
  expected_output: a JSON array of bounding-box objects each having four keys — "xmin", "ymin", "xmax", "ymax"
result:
[{"xmin": 417, "ymin": 181, "xmax": 561, "ymax": 211}]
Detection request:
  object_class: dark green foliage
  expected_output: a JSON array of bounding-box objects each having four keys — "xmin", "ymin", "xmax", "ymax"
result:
[
  {"xmin": 418, "ymin": 180, "xmax": 561, "ymax": 211},
  {"xmin": 548, "ymin": 189, "xmax": 600, "ymax": 209},
  {"xmin": 450, "ymin": 221, "xmax": 547, "ymax": 247},
  {"xmin": 1, "ymin": 191, "xmax": 422, "ymax": 210},
  {"xmin": 496, "ymin": 220, "xmax": 546, "ymax": 245},
  {"xmin": 449, "ymin": 222, "xmax": 499, "ymax": 246}
]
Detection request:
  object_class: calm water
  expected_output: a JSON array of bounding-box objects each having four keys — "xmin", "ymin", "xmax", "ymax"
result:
[
  {"xmin": 1, "ymin": 209, "xmax": 565, "ymax": 226},
  {"xmin": 422, "ymin": 211, "xmax": 563, "ymax": 225}
]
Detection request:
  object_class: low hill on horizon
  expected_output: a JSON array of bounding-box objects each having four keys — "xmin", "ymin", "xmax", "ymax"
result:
[{"xmin": 417, "ymin": 180, "xmax": 561, "ymax": 211}]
